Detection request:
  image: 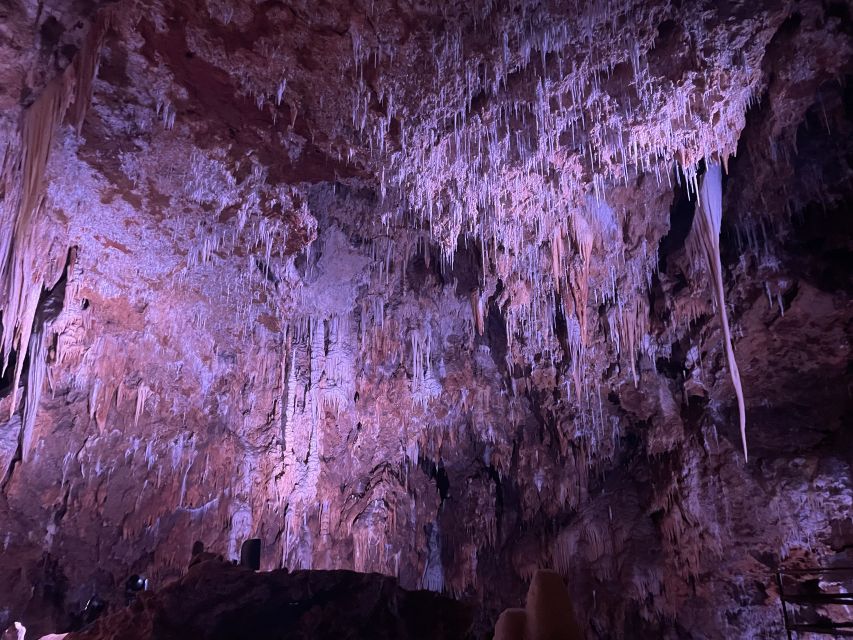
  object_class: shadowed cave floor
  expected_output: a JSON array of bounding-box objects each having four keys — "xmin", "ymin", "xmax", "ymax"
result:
[{"xmin": 66, "ymin": 560, "xmax": 474, "ymax": 640}]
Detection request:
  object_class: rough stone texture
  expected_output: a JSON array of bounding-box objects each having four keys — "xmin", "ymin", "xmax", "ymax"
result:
[
  {"xmin": 0, "ymin": 0, "xmax": 851, "ymax": 638},
  {"xmin": 65, "ymin": 559, "xmax": 473, "ymax": 640}
]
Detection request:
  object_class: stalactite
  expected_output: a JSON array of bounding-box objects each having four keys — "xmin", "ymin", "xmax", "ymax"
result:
[
  {"xmin": 618, "ymin": 295, "xmax": 649, "ymax": 387},
  {"xmin": 67, "ymin": 10, "xmax": 114, "ymax": 133},
  {"xmin": 569, "ymin": 215, "xmax": 594, "ymax": 347},
  {"xmin": 470, "ymin": 290, "xmax": 485, "ymax": 335},
  {"xmin": 550, "ymin": 224, "xmax": 564, "ymax": 284},
  {"xmin": 21, "ymin": 328, "xmax": 48, "ymax": 462},
  {"xmin": 0, "ymin": 8, "xmax": 113, "ymax": 420},
  {"xmin": 135, "ymin": 384, "xmax": 151, "ymax": 427},
  {"xmin": 691, "ymin": 162, "xmax": 748, "ymax": 460}
]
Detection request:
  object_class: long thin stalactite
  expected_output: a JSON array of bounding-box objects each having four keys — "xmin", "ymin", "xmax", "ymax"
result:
[{"xmin": 694, "ymin": 162, "xmax": 748, "ymax": 461}]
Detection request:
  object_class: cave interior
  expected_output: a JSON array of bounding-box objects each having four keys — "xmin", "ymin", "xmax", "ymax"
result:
[{"xmin": 0, "ymin": 0, "xmax": 852, "ymax": 638}]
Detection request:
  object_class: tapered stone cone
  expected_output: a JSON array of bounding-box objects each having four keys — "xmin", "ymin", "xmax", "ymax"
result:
[
  {"xmin": 494, "ymin": 608, "xmax": 527, "ymax": 640},
  {"xmin": 524, "ymin": 570, "xmax": 584, "ymax": 640}
]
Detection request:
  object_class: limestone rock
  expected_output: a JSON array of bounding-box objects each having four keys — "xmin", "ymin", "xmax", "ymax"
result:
[{"xmin": 66, "ymin": 560, "xmax": 472, "ymax": 640}]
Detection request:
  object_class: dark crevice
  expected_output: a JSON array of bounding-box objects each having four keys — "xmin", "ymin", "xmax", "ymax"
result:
[
  {"xmin": 484, "ymin": 463, "xmax": 504, "ymax": 535},
  {"xmin": 553, "ymin": 292, "xmax": 569, "ymax": 361},
  {"xmin": 405, "ymin": 242, "xmax": 445, "ymax": 294},
  {"xmin": 448, "ymin": 235, "xmax": 483, "ymax": 296},
  {"xmin": 254, "ymin": 257, "xmax": 280, "ymax": 287},
  {"xmin": 785, "ymin": 201, "xmax": 853, "ymax": 294},
  {"xmin": 0, "ymin": 349, "xmax": 19, "ymax": 401},
  {"xmin": 657, "ymin": 181, "xmax": 695, "ymax": 274},
  {"xmin": 483, "ymin": 281, "xmax": 508, "ymax": 375},
  {"xmin": 654, "ymin": 342, "xmax": 686, "ymax": 382},
  {"xmin": 647, "ymin": 272, "xmax": 669, "ymax": 330},
  {"xmin": 780, "ymin": 280, "xmax": 799, "ymax": 312},
  {"xmin": 421, "ymin": 458, "xmax": 451, "ymax": 504}
]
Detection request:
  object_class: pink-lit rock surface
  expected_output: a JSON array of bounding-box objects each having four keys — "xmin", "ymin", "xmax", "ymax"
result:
[{"xmin": 0, "ymin": 0, "xmax": 851, "ymax": 637}]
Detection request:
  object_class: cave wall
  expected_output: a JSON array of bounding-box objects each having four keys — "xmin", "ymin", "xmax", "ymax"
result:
[{"xmin": 0, "ymin": 0, "xmax": 852, "ymax": 637}]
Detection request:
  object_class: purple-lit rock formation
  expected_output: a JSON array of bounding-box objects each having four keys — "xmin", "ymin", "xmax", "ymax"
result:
[{"xmin": 0, "ymin": 0, "xmax": 851, "ymax": 637}]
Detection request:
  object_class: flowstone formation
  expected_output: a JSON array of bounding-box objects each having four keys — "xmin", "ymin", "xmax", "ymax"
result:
[{"xmin": 0, "ymin": 0, "xmax": 851, "ymax": 637}]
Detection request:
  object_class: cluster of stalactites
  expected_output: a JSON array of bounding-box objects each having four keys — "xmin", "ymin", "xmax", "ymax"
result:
[
  {"xmin": 341, "ymin": 0, "xmax": 755, "ymax": 249},
  {"xmin": 320, "ymin": 0, "xmax": 756, "ymax": 426},
  {"xmin": 189, "ymin": 0, "xmax": 757, "ymax": 465},
  {"xmin": 0, "ymin": 8, "xmax": 114, "ymax": 460},
  {"xmin": 282, "ymin": 314, "xmax": 356, "ymax": 428}
]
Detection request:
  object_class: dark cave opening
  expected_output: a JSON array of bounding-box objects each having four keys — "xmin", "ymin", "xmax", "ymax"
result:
[
  {"xmin": 422, "ymin": 459, "xmax": 452, "ymax": 504},
  {"xmin": 656, "ymin": 180, "xmax": 695, "ymax": 275}
]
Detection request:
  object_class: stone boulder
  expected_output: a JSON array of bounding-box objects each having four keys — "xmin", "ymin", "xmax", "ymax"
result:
[{"xmin": 67, "ymin": 561, "xmax": 472, "ymax": 640}]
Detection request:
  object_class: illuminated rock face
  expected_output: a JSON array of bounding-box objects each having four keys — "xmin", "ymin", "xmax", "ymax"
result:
[{"xmin": 0, "ymin": 0, "xmax": 851, "ymax": 637}]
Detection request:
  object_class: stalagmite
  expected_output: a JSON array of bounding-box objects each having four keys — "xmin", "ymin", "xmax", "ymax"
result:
[
  {"xmin": 693, "ymin": 163, "xmax": 748, "ymax": 460},
  {"xmin": 494, "ymin": 608, "xmax": 527, "ymax": 640},
  {"xmin": 525, "ymin": 571, "xmax": 585, "ymax": 640},
  {"xmin": 493, "ymin": 570, "xmax": 585, "ymax": 640}
]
